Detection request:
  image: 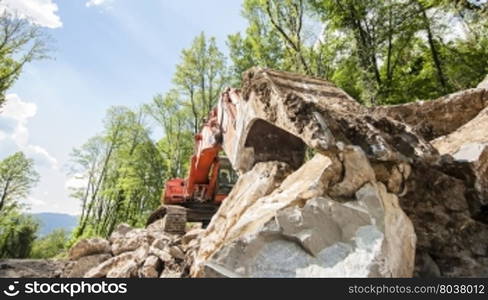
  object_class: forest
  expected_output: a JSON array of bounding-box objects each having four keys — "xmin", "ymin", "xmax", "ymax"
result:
[{"xmin": 0, "ymin": 0, "xmax": 487, "ymax": 259}]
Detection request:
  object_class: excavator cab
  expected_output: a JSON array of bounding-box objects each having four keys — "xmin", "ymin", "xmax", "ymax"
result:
[{"xmin": 215, "ymin": 157, "xmax": 238, "ymax": 202}]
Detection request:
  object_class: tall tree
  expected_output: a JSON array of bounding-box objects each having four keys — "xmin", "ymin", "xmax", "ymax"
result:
[
  {"xmin": 173, "ymin": 32, "xmax": 229, "ymax": 134},
  {"xmin": 265, "ymin": 0, "xmax": 312, "ymax": 75},
  {"xmin": 144, "ymin": 90, "xmax": 193, "ymax": 179},
  {"xmin": 0, "ymin": 152, "xmax": 39, "ymax": 213},
  {"xmin": 70, "ymin": 106, "xmax": 165, "ymax": 238}
]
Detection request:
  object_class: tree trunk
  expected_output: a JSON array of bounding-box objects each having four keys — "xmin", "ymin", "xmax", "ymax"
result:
[
  {"xmin": 419, "ymin": 2, "xmax": 448, "ymax": 92},
  {"xmin": 0, "ymin": 180, "xmax": 11, "ymax": 213}
]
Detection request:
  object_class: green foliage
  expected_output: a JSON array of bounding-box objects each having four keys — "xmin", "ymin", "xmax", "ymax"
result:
[
  {"xmin": 229, "ymin": 0, "xmax": 488, "ymax": 105},
  {"xmin": 0, "ymin": 152, "xmax": 40, "ymax": 213},
  {"xmin": 69, "ymin": 32, "xmax": 233, "ymax": 239},
  {"xmin": 173, "ymin": 33, "xmax": 229, "ymax": 133},
  {"xmin": 70, "ymin": 107, "xmax": 166, "ymax": 238},
  {"xmin": 0, "ymin": 152, "xmax": 41, "ymax": 258},
  {"xmin": 144, "ymin": 91, "xmax": 193, "ymax": 179},
  {"xmin": 30, "ymin": 229, "xmax": 69, "ymax": 259},
  {"xmin": 0, "ymin": 11, "xmax": 50, "ymax": 107},
  {"xmin": 0, "ymin": 212, "xmax": 39, "ymax": 258}
]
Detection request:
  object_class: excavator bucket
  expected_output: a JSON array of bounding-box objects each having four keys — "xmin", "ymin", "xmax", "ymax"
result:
[{"xmin": 217, "ymin": 67, "xmax": 364, "ymax": 174}]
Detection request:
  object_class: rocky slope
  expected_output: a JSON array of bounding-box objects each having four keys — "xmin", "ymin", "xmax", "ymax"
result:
[{"xmin": 189, "ymin": 69, "xmax": 488, "ymax": 277}]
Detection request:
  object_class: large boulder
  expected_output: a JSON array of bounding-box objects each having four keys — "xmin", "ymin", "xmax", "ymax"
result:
[
  {"xmin": 69, "ymin": 238, "xmax": 111, "ymax": 260},
  {"xmin": 192, "ymin": 149, "xmax": 416, "ymax": 277},
  {"xmin": 138, "ymin": 255, "xmax": 162, "ymax": 278},
  {"xmin": 109, "ymin": 223, "xmax": 134, "ymax": 243},
  {"xmin": 369, "ymin": 81, "xmax": 488, "ymax": 276},
  {"xmin": 111, "ymin": 229, "xmax": 152, "ymax": 256},
  {"xmin": 432, "ymin": 106, "xmax": 488, "ymax": 221},
  {"xmin": 398, "ymin": 162, "xmax": 488, "ymax": 277},
  {"xmin": 223, "ymin": 68, "xmax": 436, "ymax": 175},
  {"xmin": 372, "ymin": 88, "xmax": 488, "ymax": 141}
]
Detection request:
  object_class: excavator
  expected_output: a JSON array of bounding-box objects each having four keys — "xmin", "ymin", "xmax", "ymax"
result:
[{"xmin": 146, "ymin": 88, "xmax": 241, "ymax": 232}]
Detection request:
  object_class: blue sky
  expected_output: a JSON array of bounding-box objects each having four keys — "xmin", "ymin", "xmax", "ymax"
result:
[{"xmin": 0, "ymin": 0, "xmax": 247, "ymax": 215}]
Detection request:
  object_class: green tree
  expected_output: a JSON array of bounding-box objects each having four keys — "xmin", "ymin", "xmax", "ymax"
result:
[
  {"xmin": 434, "ymin": 0, "xmax": 488, "ymax": 90},
  {"xmin": 70, "ymin": 106, "xmax": 165, "ymax": 238},
  {"xmin": 0, "ymin": 152, "xmax": 39, "ymax": 213},
  {"xmin": 308, "ymin": 0, "xmax": 487, "ymax": 104},
  {"xmin": 0, "ymin": 11, "xmax": 50, "ymax": 107},
  {"xmin": 173, "ymin": 32, "xmax": 229, "ymax": 133},
  {"xmin": 228, "ymin": 0, "xmax": 324, "ymax": 82},
  {"xmin": 30, "ymin": 229, "xmax": 69, "ymax": 259},
  {"xmin": 144, "ymin": 90, "xmax": 193, "ymax": 179},
  {"xmin": 229, "ymin": 0, "xmax": 487, "ymax": 104},
  {"xmin": 0, "ymin": 212, "xmax": 38, "ymax": 258}
]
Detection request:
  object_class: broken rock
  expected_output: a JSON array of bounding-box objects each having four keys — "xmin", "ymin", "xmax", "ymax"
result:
[
  {"xmin": 138, "ymin": 255, "xmax": 162, "ymax": 278},
  {"xmin": 109, "ymin": 223, "xmax": 134, "ymax": 243},
  {"xmin": 64, "ymin": 254, "xmax": 111, "ymax": 278},
  {"xmin": 112, "ymin": 229, "xmax": 151, "ymax": 256},
  {"xmin": 192, "ymin": 149, "xmax": 416, "ymax": 277},
  {"xmin": 69, "ymin": 238, "xmax": 111, "ymax": 260}
]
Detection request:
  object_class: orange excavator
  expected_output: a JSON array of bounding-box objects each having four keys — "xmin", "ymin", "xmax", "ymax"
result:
[{"xmin": 146, "ymin": 88, "xmax": 241, "ymax": 230}]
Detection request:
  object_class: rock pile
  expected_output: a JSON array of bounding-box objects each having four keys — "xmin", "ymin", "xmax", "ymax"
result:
[
  {"xmin": 190, "ymin": 68, "xmax": 488, "ymax": 277},
  {"xmin": 191, "ymin": 152, "xmax": 416, "ymax": 277},
  {"xmin": 61, "ymin": 223, "xmax": 204, "ymax": 278}
]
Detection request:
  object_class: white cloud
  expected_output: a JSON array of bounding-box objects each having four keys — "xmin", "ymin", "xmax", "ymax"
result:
[
  {"xmin": 86, "ymin": 0, "xmax": 113, "ymax": 8},
  {"xmin": 65, "ymin": 173, "xmax": 87, "ymax": 190},
  {"xmin": 25, "ymin": 145, "xmax": 58, "ymax": 169},
  {"xmin": 0, "ymin": 94, "xmax": 58, "ymax": 169},
  {"xmin": 27, "ymin": 196, "xmax": 46, "ymax": 206},
  {"xmin": 0, "ymin": 0, "xmax": 62, "ymax": 29}
]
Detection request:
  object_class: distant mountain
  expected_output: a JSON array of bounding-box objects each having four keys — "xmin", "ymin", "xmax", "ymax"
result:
[{"xmin": 31, "ymin": 213, "xmax": 78, "ymax": 237}]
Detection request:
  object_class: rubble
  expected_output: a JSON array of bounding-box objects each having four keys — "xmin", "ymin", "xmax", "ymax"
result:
[
  {"xmin": 59, "ymin": 223, "xmax": 200, "ymax": 278},
  {"xmin": 63, "ymin": 254, "xmax": 111, "ymax": 278},
  {"xmin": 369, "ymin": 80, "xmax": 488, "ymax": 276}
]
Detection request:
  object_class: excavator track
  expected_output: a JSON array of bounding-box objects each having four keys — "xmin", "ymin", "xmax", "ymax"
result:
[
  {"xmin": 147, "ymin": 203, "xmax": 219, "ymax": 233},
  {"xmin": 146, "ymin": 205, "xmax": 187, "ymax": 234}
]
